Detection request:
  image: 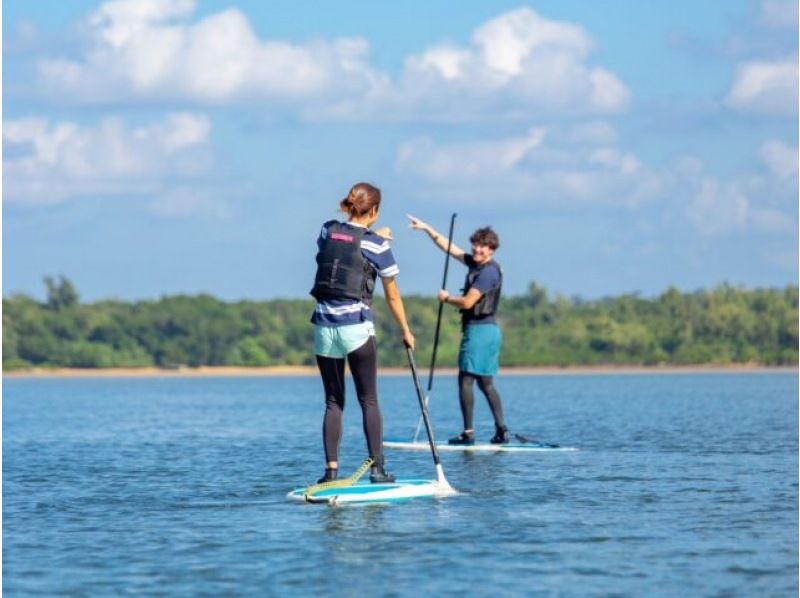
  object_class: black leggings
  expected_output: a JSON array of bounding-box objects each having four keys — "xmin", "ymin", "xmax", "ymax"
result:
[
  {"xmin": 458, "ymin": 371, "xmax": 505, "ymax": 431},
  {"xmin": 316, "ymin": 337, "xmax": 383, "ymax": 464}
]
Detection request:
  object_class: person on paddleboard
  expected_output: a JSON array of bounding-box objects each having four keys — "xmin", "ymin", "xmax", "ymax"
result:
[
  {"xmin": 408, "ymin": 215, "xmax": 509, "ymax": 445},
  {"xmin": 311, "ymin": 183, "xmax": 416, "ymax": 484}
]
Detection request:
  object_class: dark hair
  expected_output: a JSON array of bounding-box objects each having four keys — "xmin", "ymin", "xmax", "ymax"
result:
[
  {"xmin": 340, "ymin": 182, "xmax": 381, "ymax": 217},
  {"xmin": 469, "ymin": 226, "xmax": 500, "ymax": 250}
]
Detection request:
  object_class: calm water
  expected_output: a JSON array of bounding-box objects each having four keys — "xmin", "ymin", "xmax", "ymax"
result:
[{"xmin": 4, "ymin": 372, "xmax": 797, "ymax": 596}]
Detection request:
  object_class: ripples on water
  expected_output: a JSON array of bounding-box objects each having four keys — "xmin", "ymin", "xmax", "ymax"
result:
[{"xmin": 4, "ymin": 373, "xmax": 797, "ymax": 595}]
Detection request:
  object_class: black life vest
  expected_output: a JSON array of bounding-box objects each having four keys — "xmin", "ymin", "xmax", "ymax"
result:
[
  {"xmin": 462, "ymin": 260, "xmax": 502, "ymax": 317},
  {"xmin": 310, "ymin": 221, "xmax": 377, "ymax": 305}
]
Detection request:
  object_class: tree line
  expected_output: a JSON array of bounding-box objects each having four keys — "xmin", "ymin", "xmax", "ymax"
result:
[{"xmin": 3, "ymin": 276, "xmax": 797, "ymax": 370}]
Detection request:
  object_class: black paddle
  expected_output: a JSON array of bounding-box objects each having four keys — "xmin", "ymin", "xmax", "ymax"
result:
[
  {"xmin": 413, "ymin": 212, "xmax": 457, "ymax": 442},
  {"xmin": 406, "ymin": 347, "xmax": 452, "ymax": 489}
]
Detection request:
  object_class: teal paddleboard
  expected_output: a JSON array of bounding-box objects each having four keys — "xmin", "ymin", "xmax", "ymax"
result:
[{"xmin": 287, "ymin": 478, "xmax": 457, "ymax": 505}]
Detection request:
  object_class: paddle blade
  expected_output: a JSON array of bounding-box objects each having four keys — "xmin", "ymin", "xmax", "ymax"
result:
[{"xmin": 433, "ymin": 463, "xmax": 458, "ymax": 495}]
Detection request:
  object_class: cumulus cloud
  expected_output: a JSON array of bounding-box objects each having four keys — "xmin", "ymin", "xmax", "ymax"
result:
[
  {"xmin": 760, "ymin": 139, "xmax": 799, "ymax": 178},
  {"xmin": 33, "ymin": 2, "xmax": 628, "ymax": 120},
  {"xmin": 37, "ymin": 0, "xmax": 386, "ymax": 105},
  {"xmin": 395, "ymin": 123, "xmax": 657, "ymax": 205},
  {"xmin": 388, "ymin": 8, "xmax": 629, "ymax": 120},
  {"xmin": 395, "ymin": 124, "xmax": 795, "ymax": 241},
  {"xmin": 721, "ymin": 2, "xmax": 798, "ymax": 118},
  {"xmin": 726, "ymin": 56, "xmax": 798, "ymax": 116},
  {"xmin": 4, "ymin": 112, "xmax": 213, "ymax": 208},
  {"xmin": 686, "ymin": 179, "xmax": 749, "ymax": 236},
  {"xmin": 681, "ymin": 139, "xmax": 797, "ymax": 236}
]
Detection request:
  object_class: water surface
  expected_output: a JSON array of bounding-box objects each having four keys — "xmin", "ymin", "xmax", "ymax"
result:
[{"xmin": 4, "ymin": 372, "xmax": 797, "ymax": 595}]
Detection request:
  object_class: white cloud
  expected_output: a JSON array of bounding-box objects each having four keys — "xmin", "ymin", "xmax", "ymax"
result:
[
  {"xmin": 414, "ymin": 45, "xmax": 471, "ymax": 81},
  {"xmin": 471, "ymin": 8, "xmax": 592, "ymax": 77},
  {"xmin": 726, "ymin": 56, "xmax": 798, "ymax": 116},
  {"xmin": 588, "ymin": 148, "xmax": 640, "ymax": 175},
  {"xmin": 395, "ymin": 123, "xmax": 657, "ymax": 205},
  {"xmin": 749, "ymin": 207, "xmax": 795, "ymax": 232},
  {"xmin": 395, "ymin": 126, "xmax": 795, "ymax": 240},
  {"xmin": 396, "ymin": 8, "xmax": 629, "ymax": 119},
  {"xmin": 680, "ymin": 139, "xmax": 798, "ymax": 237},
  {"xmin": 567, "ymin": 121, "xmax": 618, "ymax": 144},
  {"xmin": 759, "ymin": 0, "xmax": 799, "ymax": 28},
  {"xmin": 38, "ymin": 0, "xmax": 386, "ymax": 104},
  {"xmin": 33, "ymin": 2, "xmax": 628, "ymax": 121},
  {"xmin": 686, "ymin": 178, "xmax": 749, "ymax": 236},
  {"xmin": 4, "ymin": 112, "xmax": 213, "ymax": 207},
  {"xmin": 396, "ymin": 127, "xmax": 546, "ymax": 179},
  {"xmin": 760, "ymin": 139, "xmax": 798, "ymax": 178}
]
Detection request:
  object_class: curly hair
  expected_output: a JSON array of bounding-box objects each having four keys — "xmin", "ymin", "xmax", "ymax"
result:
[{"xmin": 469, "ymin": 226, "xmax": 500, "ymax": 250}]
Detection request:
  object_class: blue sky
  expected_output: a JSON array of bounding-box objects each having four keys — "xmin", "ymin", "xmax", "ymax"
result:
[{"xmin": 4, "ymin": 0, "xmax": 798, "ymax": 302}]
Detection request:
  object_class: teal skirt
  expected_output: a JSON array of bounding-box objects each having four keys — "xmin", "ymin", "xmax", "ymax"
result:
[{"xmin": 458, "ymin": 324, "xmax": 502, "ymax": 376}]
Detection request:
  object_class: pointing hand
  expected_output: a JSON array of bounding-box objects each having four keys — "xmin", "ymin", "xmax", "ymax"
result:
[{"xmin": 407, "ymin": 214, "xmax": 429, "ymax": 232}]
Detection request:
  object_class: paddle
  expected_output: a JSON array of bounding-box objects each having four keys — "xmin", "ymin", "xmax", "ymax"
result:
[
  {"xmin": 406, "ymin": 347, "xmax": 453, "ymax": 490},
  {"xmin": 413, "ymin": 212, "xmax": 457, "ymax": 443}
]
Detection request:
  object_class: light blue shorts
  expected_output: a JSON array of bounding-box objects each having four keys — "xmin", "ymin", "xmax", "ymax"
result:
[{"xmin": 313, "ymin": 321, "xmax": 375, "ymax": 358}]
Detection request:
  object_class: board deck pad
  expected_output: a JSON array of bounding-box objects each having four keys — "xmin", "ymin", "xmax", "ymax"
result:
[
  {"xmin": 287, "ymin": 479, "xmax": 457, "ymax": 505},
  {"xmin": 384, "ymin": 437, "xmax": 577, "ymax": 452}
]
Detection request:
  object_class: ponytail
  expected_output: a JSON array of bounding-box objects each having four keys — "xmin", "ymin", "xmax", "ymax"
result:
[{"xmin": 340, "ymin": 182, "xmax": 381, "ymax": 217}]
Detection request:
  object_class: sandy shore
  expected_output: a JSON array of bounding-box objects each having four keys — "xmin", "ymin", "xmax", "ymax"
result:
[{"xmin": 4, "ymin": 364, "xmax": 796, "ymax": 378}]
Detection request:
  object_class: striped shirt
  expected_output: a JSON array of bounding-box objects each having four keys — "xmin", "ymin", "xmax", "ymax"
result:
[{"xmin": 310, "ymin": 221, "xmax": 399, "ymax": 326}]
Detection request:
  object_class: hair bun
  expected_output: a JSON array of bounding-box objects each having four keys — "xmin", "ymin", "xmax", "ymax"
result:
[{"xmin": 339, "ymin": 182, "xmax": 381, "ymax": 216}]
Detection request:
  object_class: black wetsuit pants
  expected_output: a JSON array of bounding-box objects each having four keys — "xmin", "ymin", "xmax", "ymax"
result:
[
  {"xmin": 316, "ymin": 337, "xmax": 383, "ymax": 463},
  {"xmin": 459, "ymin": 371, "xmax": 506, "ymax": 431}
]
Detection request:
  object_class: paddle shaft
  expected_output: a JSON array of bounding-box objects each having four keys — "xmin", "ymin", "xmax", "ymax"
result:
[
  {"xmin": 413, "ymin": 213, "xmax": 457, "ymax": 443},
  {"xmin": 406, "ymin": 347, "xmax": 442, "ymax": 467},
  {"xmin": 427, "ymin": 213, "xmax": 457, "ymax": 391}
]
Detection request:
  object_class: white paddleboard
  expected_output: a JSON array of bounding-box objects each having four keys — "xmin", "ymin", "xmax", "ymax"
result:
[
  {"xmin": 287, "ymin": 478, "xmax": 457, "ymax": 505},
  {"xmin": 384, "ymin": 438, "xmax": 577, "ymax": 452}
]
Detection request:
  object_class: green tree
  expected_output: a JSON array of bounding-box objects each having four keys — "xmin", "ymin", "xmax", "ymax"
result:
[
  {"xmin": 44, "ymin": 275, "xmax": 79, "ymax": 311},
  {"xmin": 3, "ymin": 278, "xmax": 797, "ymax": 370}
]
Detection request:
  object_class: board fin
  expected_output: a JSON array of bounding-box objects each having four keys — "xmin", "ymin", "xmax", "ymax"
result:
[{"xmin": 303, "ymin": 457, "xmax": 374, "ymax": 500}]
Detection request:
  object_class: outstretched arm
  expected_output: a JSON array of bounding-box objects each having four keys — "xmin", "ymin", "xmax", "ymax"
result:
[
  {"xmin": 382, "ymin": 277, "xmax": 416, "ymax": 350},
  {"xmin": 407, "ymin": 214, "xmax": 466, "ymax": 264}
]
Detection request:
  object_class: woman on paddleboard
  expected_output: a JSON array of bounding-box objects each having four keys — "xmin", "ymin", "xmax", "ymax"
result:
[
  {"xmin": 408, "ymin": 216, "xmax": 509, "ymax": 445},
  {"xmin": 311, "ymin": 183, "xmax": 415, "ymax": 484}
]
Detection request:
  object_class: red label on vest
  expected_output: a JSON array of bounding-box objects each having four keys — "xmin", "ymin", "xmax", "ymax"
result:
[{"xmin": 331, "ymin": 233, "xmax": 354, "ymax": 242}]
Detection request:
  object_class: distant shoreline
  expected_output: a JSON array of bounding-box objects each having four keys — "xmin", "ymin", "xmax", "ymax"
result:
[{"xmin": 4, "ymin": 364, "xmax": 796, "ymax": 378}]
